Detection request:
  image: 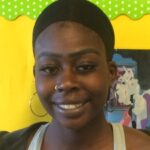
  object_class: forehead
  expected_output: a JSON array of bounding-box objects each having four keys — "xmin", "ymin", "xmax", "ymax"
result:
[{"xmin": 34, "ymin": 21, "xmax": 106, "ymax": 59}]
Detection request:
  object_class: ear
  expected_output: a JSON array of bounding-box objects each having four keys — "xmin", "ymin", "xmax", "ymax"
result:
[{"xmin": 108, "ymin": 61, "xmax": 117, "ymax": 84}]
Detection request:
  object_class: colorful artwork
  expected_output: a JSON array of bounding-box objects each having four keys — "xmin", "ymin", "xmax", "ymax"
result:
[{"xmin": 106, "ymin": 50, "xmax": 150, "ymax": 129}]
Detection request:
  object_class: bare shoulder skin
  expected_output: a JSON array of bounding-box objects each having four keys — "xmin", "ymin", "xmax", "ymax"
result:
[{"xmin": 124, "ymin": 126, "xmax": 150, "ymax": 150}]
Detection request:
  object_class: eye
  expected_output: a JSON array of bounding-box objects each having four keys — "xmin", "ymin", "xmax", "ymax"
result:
[
  {"xmin": 76, "ymin": 63, "xmax": 97, "ymax": 73},
  {"xmin": 39, "ymin": 65, "xmax": 60, "ymax": 76}
]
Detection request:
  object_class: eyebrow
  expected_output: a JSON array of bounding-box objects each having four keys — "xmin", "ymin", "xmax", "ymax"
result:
[{"xmin": 37, "ymin": 48, "xmax": 101, "ymax": 60}]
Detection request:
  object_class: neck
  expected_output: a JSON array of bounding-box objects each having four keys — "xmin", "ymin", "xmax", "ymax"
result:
[{"xmin": 44, "ymin": 116, "xmax": 113, "ymax": 149}]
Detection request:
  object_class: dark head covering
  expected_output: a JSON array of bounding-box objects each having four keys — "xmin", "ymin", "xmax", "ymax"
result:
[{"xmin": 33, "ymin": 0, "xmax": 115, "ymax": 60}]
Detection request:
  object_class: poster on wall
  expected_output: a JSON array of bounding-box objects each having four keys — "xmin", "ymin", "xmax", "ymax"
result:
[{"xmin": 106, "ymin": 49, "xmax": 150, "ymax": 129}]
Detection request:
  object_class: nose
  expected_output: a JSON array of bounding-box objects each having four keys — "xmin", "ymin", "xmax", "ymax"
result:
[{"xmin": 55, "ymin": 68, "xmax": 79, "ymax": 93}]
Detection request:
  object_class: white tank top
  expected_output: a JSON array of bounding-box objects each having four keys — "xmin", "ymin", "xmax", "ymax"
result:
[{"xmin": 28, "ymin": 123, "xmax": 126, "ymax": 150}]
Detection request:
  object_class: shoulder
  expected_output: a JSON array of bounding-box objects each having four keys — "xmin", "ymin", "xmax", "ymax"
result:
[
  {"xmin": 124, "ymin": 126, "xmax": 150, "ymax": 150},
  {"xmin": 0, "ymin": 122, "xmax": 47, "ymax": 150}
]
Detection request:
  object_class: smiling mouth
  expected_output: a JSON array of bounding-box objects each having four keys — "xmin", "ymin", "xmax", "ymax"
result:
[
  {"xmin": 55, "ymin": 101, "xmax": 89, "ymax": 111},
  {"xmin": 58, "ymin": 103, "xmax": 83, "ymax": 110},
  {"xmin": 52, "ymin": 100, "xmax": 91, "ymax": 118}
]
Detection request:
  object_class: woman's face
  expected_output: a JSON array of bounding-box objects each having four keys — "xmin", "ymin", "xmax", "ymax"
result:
[{"xmin": 34, "ymin": 21, "xmax": 116, "ymax": 129}]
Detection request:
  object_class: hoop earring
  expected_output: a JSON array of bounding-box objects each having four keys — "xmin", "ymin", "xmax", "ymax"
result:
[{"xmin": 29, "ymin": 92, "xmax": 47, "ymax": 117}]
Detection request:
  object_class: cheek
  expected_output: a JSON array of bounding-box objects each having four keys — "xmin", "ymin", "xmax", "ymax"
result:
[
  {"xmin": 81, "ymin": 72, "xmax": 110, "ymax": 101},
  {"xmin": 85, "ymin": 72, "xmax": 109, "ymax": 89},
  {"xmin": 35, "ymin": 75, "xmax": 56, "ymax": 114},
  {"xmin": 35, "ymin": 75, "xmax": 54, "ymax": 101}
]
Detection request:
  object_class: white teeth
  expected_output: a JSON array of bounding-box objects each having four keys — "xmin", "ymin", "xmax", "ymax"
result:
[{"xmin": 58, "ymin": 104, "xmax": 83, "ymax": 110}]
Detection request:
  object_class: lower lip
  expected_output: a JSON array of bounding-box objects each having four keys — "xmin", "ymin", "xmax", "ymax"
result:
[{"xmin": 54, "ymin": 101, "xmax": 90, "ymax": 118}]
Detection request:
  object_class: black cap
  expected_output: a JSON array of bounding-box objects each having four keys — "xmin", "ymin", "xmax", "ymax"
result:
[{"xmin": 33, "ymin": 0, "xmax": 115, "ymax": 60}]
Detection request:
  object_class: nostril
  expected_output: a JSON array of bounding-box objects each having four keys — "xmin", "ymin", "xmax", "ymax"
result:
[
  {"xmin": 58, "ymin": 88, "xmax": 64, "ymax": 93},
  {"xmin": 57, "ymin": 86, "xmax": 64, "ymax": 92},
  {"xmin": 55, "ymin": 83, "xmax": 79, "ymax": 93}
]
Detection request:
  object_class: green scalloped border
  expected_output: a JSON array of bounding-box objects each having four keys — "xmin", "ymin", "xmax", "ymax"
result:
[{"xmin": 0, "ymin": 0, "xmax": 150, "ymax": 20}]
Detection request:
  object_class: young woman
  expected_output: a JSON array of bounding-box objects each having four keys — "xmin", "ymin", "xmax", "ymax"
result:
[{"xmin": 1, "ymin": 0, "xmax": 150, "ymax": 149}]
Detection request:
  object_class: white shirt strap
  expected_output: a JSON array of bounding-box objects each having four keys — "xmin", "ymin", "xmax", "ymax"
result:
[{"xmin": 112, "ymin": 123, "xmax": 126, "ymax": 150}]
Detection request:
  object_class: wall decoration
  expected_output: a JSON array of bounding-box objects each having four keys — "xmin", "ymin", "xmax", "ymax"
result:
[
  {"xmin": 0, "ymin": 0, "xmax": 150, "ymax": 20},
  {"xmin": 105, "ymin": 50, "xmax": 150, "ymax": 129}
]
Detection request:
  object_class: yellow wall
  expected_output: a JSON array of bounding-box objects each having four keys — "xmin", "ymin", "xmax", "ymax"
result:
[
  {"xmin": 0, "ymin": 15, "xmax": 150, "ymax": 131},
  {"xmin": 112, "ymin": 15, "xmax": 150, "ymax": 49},
  {"xmin": 0, "ymin": 16, "xmax": 50, "ymax": 131}
]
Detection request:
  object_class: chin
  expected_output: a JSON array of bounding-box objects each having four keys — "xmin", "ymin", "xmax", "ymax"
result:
[
  {"xmin": 51, "ymin": 104, "xmax": 104, "ymax": 130},
  {"xmin": 55, "ymin": 115, "xmax": 98, "ymax": 131},
  {"xmin": 62, "ymin": 122, "xmax": 87, "ymax": 131}
]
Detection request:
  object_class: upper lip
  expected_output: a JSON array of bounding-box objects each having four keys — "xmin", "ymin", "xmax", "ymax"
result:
[
  {"xmin": 51, "ymin": 92, "xmax": 90, "ymax": 105},
  {"xmin": 52, "ymin": 100, "xmax": 89, "ymax": 105}
]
